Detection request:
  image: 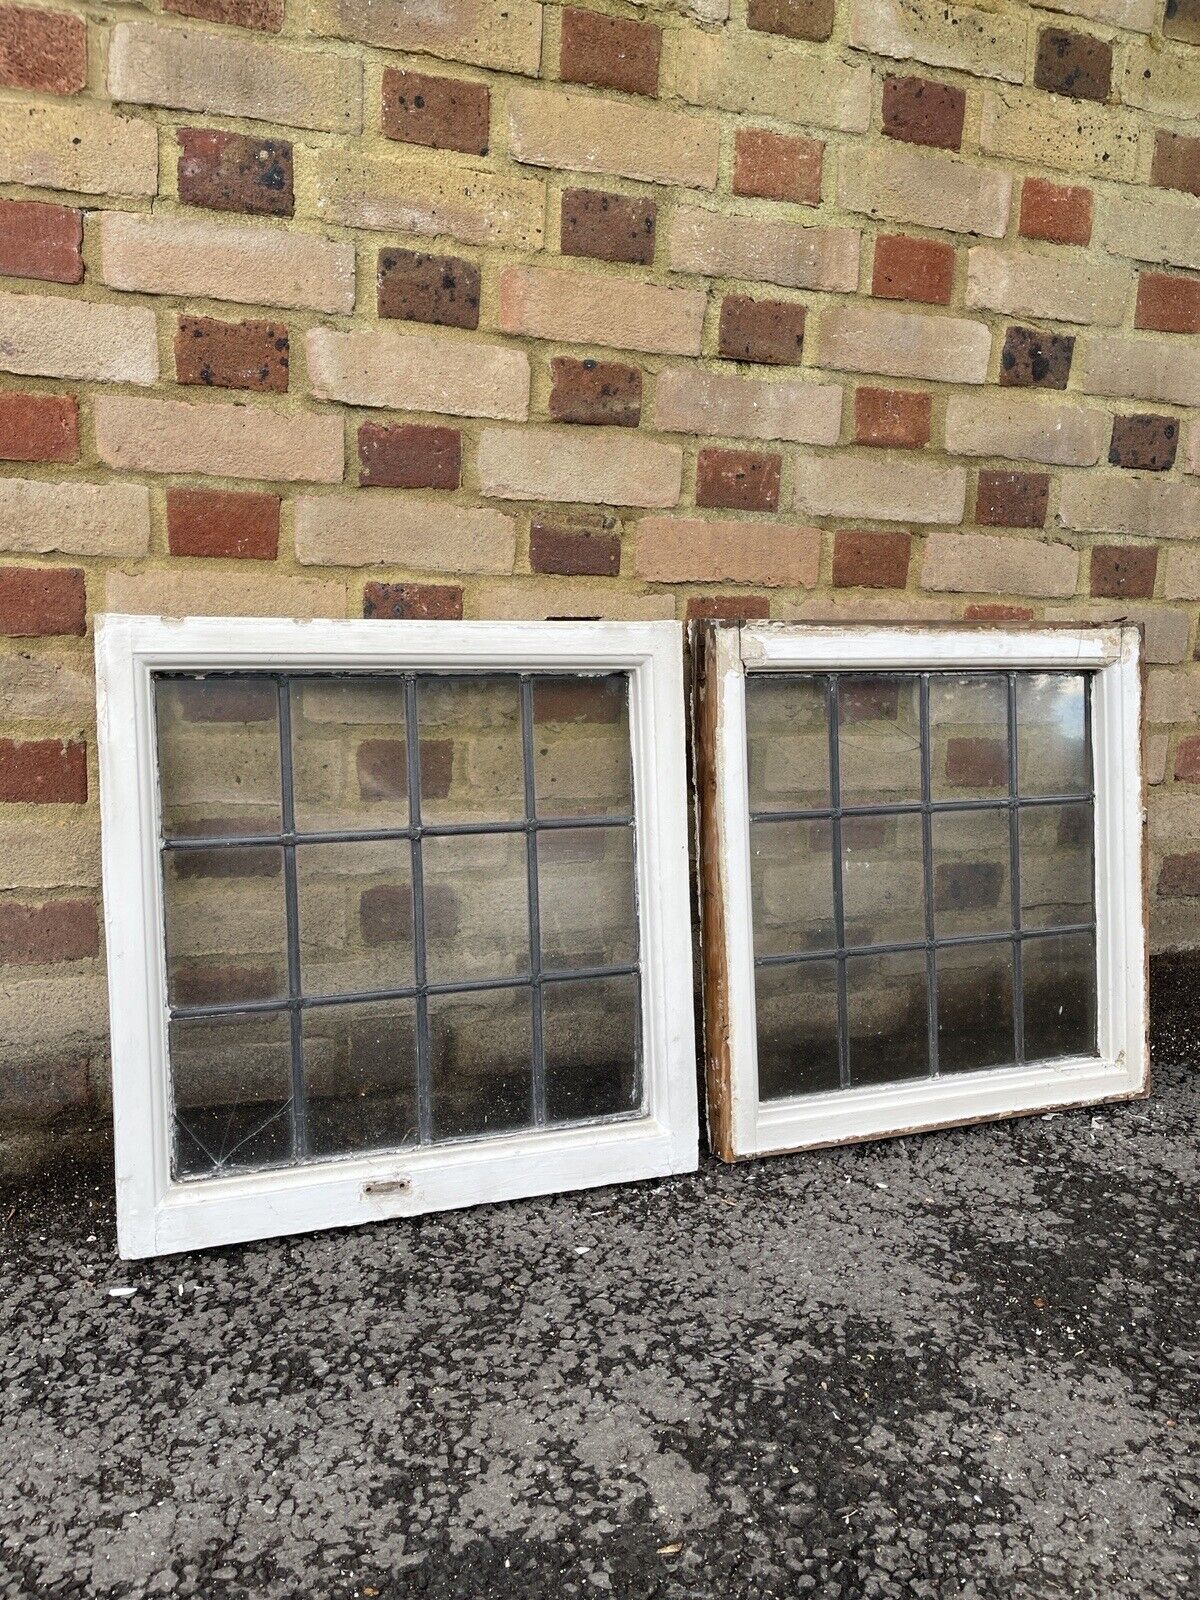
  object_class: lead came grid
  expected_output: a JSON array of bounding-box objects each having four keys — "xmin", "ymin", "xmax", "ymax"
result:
[
  {"xmin": 747, "ymin": 670, "xmax": 1099, "ymax": 1099},
  {"xmin": 154, "ymin": 670, "xmax": 642, "ymax": 1179}
]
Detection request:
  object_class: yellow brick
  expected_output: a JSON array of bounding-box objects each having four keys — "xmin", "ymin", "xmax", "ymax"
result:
[
  {"xmin": 311, "ymin": 0, "xmax": 543, "ymax": 77},
  {"xmin": 478, "ymin": 425, "xmax": 682, "ymax": 508},
  {"xmin": 294, "ymin": 497, "xmax": 516, "ymax": 572},
  {"xmin": 922, "ymin": 531, "xmax": 1079, "ymax": 599},
  {"xmin": 848, "ymin": 0, "xmax": 1026, "ymax": 83},
  {"xmin": 654, "ymin": 369, "xmax": 842, "ymax": 446},
  {"xmin": 0, "ymin": 292, "xmax": 158, "ymax": 384},
  {"xmin": 93, "ymin": 396, "xmax": 345, "ymax": 483},
  {"xmin": 668, "ymin": 207, "xmax": 860, "ymax": 293},
  {"xmin": 965, "ymin": 246, "xmax": 1128, "ymax": 327},
  {"xmin": 499, "ymin": 265, "xmax": 705, "ymax": 357},
  {"xmin": 668, "ymin": 27, "xmax": 871, "ymax": 134},
  {"xmin": 0, "ymin": 480, "xmax": 151, "ymax": 557},
  {"xmin": 306, "ymin": 327, "xmax": 530, "ymax": 420},
  {"xmin": 472, "ymin": 580, "xmax": 675, "ymax": 620},
  {"xmin": 815, "ymin": 304, "xmax": 991, "ymax": 385},
  {"xmin": 105, "ymin": 569, "xmax": 346, "ymax": 618},
  {"xmin": 1123, "ymin": 45, "xmax": 1200, "ymax": 121},
  {"xmin": 635, "ymin": 517, "xmax": 821, "ymax": 587},
  {"xmin": 1097, "ymin": 192, "xmax": 1200, "ymax": 274},
  {"xmin": 838, "ymin": 145, "xmax": 1010, "ymax": 239},
  {"xmin": 979, "ymin": 89, "xmax": 1140, "ymax": 182},
  {"xmin": 508, "ymin": 87, "xmax": 719, "ymax": 190},
  {"xmin": 0, "ymin": 101, "xmax": 157, "ymax": 199},
  {"xmin": 0, "ymin": 818, "xmax": 101, "ymax": 890},
  {"xmin": 794, "ymin": 456, "xmax": 966, "ymax": 524},
  {"xmin": 0, "ymin": 653, "xmax": 94, "ymax": 722}
]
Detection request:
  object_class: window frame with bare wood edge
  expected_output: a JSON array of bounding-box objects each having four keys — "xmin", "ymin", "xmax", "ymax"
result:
[{"xmin": 690, "ymin": 620, "xmax": 1148, "ymax": 1162}]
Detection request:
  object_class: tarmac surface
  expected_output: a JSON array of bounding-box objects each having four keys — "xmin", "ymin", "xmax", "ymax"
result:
[{"xmin": 1, "ymin": 960, "xmax": 1197, "ymax": 1599}]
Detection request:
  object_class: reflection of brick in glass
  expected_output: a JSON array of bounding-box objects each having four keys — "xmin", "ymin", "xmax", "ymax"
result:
[
  {"xmin": 172, "ymin": 962, "xmax": 279, "ymax": 1006},
  {"xmin": 175, "ymin": 679, "xmax": 277, "ymax": 723},
  {"xmin": 840, "ymin": 679, "xmax": 900, "ymax": 723},
  {"xmin": 532, "ymin": 678, "xmax": 623, "ymax": 724},
  {"xmin": 935, "ymin": 860, "xmax": 1005, "ymax": 914},
  {"xmin": 356, "ymin": 737, "xmax": 452, "ymax": 801},
  {"xmin": 945, "ymin": 736, "xmax": 1008, "ymax": 790}
]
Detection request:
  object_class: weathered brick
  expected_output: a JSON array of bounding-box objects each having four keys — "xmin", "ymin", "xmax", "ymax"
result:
[
  {"xmin": 1122, "ymin": 45, "xmax": 1200, "ymax": 121},
  {"xmin": 872, "ymin": 235, "xmax": 955, "ymax": 306},
  {"xmin": 967, "ymin": 246, "xmax": 1126, "ymax": 327},
  {"xmin": 795, "ymin": 456, "xmax": 966, "ymax": 524},
  {"xmin": 93, "ymin": 396, "xmax": 344, "ymax": 484},
  {"xmin": 0, "ymin": 101, "xmax": 157, "ymax": 199},
  {"xmin": 945, "ymin": 393, "xmax": 1106, "ymax": 466},
  {"xmin": 475, "ymin": 579, "xmax": 673, "ymax": 621},
  {"xmin": 165, "ymin": 0, "xmax": 282, "ymax": 28},
  {"xmin": 1090, "ymin": 545, "xmax": 1157, "ymax": 600},
  {"xmin": 655, "ymin": 368, "xmax": 841, "ymax": 446},
  {"xmin": 0, "ymin": 816, "xmax": 98, "ymax": 890},
  {"xmin": 306, "ymin": 327, "xmax": 530, "ymax": 420},
  {"xmin": 0, "ymin": 4, "xmax": 85, "ymax": 94},
  {"xmin": 1035, "ymin": 0, "xmax": 1152, "ymax": 28},
  {"xmin": 1000, "ymin": 325, "xmax": 1074, "ymax": 390},
  {"xmin": 177, "ymin": 128, "xmax": 293, "ymax": 218},
  {"xmin": 560, "ymin": 188, "xmax": 656, "ymax": 266},
  {"xmin": 381, "ymin": 68, "xmax": 489, "ymax": 156},
  {"xmin": 854, "ymin": 387, "xmax": 930, "ymax": 449},
  {"xmin": 0, "ymin": 480, "xmax": 150, "ymax": 556},
  {"xmin": 295, "ymin": 496, "xmax": 515, "ymax": 573},
  {"xmin": 97, "ymin": 211, "xmax": 355, "ymax": 315},
  {"xmin": 0, "ymin": 292, "xmax": 157, "ymax": 385},
  {"xmin": 108, "ymin": 21, "xmax": 362, "ymax": 134},
  {"xmin": 696, "ymin": 448, "xmax": 781, "ymax": 512},
  {"xmin": 881, "ymin": 76, "xmax": 965, "ymax": 152},
  {"xmin": 669, "ymin": 28, "xmax": 870, "ymax": 134},
  {"xmin": 477, "ymin": 425, "xmax": 681, "ymax": 508},
  {"xmin": 635, "ymin": 516, "xmax": 820, "ymax": 586},
  {"xmin": 508, "ymin": 86, "xmax": 719, "ymax": 189},
  {"xmin": 175, "ymin": 316, "xmax": 289, "ymax": 394},
  {"xmin": 832, "ymin": 530, "xmax": 911, "ymax": 589},
  {"xmin": 0, "ymin": 738, "xmax": 86, "ymax": 804},
  {"xmin": 719, "ymin": 296, "xmax": 806, "ymax": 366},
  {"xmin": 167, "ymin": 488, "xmax": 280, "ymax": 560},
  {"xmin": 975, "ymin": 471, "xmax": 1049, "ymax": 529},
  {"xmin": 1059, "ymin": 475, "xmax": 1200, "ymax": 541},
  {"xmin": 733, "ymin": 130, "xmax": 822, "ymax": 205},
  {"xmin": 963, "ymin": 602, "xmax": 1034, "ymax": 621},
  {"xmin": 1164, "ymin": 0, "xmax": 1200, "ymax": 41},
  {"xmin": 0, "ymin": 899, "xmax": 98, "ymax": 965},
  {"xmin": 378, "ymin": 248, "xmax": 479, "ymax": 330},
  {"xmin": 979, "ymin": 88, "xmax": 1139, "ymax": 181},
  {"xmin": 549, "ymin": 358, "xmax": 642, "ymax": 428},
  {"xmin": 1075, "ymin": 333, "xmax": 1200, "ymax": 408},
  {"xmin": 1034, "ymin": 28, "xmax": 1111, "ymax": 103},
  {"xmin": 1151, "ymin": 133, "xmax": 1200, "ymax": 201},
  {"xmin": 0, "ymin": 566, "xmax": 85, "ymax": 636},
  {"xmin": 685, "ymin": 596, "xmax": 771, "ymax": 621},
  {"xmin": 107, "ymin": 568, "xmax": 342, "ymax": 618},
  {"xmin": 848, "ymin": 0, "xmax": 1025, "ymax": 83},
  {"xmin": 1136, "ymin": 273, "xmax": 1200, "ymax": 336},
  {"xmin": 838, "ymin": 145, "xmax": 1010, "ymax": 238},
  {"xmin": 499, "ymin": 264, "xmax": 705, "ymax": 357},
  {"xmin": 1019, "ymin": 178, "xmax": 1093, "ymax": 246},
  {"xmin": 1108, "ymin": 414, "xmax": 1179, "ymax": 473},
  {"xmin": 922, "ymin": 530, "xmax": 1078, "ymax": 598},
  {"xmin": 1097, "ymin": 191, "xmax": 1200, "ymax": 272},
  {"xmin": 358, "ymin": 422, "xmax": 462, "ymax": 490},
  {"xmin": 0, "ymin": 651, "xmax": 92, "ymax": 723},
  {"xmin": 0, "ymin": 393, "xmax": 77, "ymax": 463},
  {"xmin": 1173, "ymin": 739, "xmax": 1200, "ymax": 785},
  {"xmin": 321, "ymin": 0, "xmax": 542, "ymax": 77},
  {"xmin": 0, "ymin": 198, "xmax": 81, "ymax": 285},
  {"xmin": 748, "ymin": 0, "xmax": 834, "ymax": 41},
  {"xmin": 815, "ymin": 304, "xmax": 991, "ymax": 385},
  {"xmin": 529, "ymin": 514, "xmax": 621, "ymax": 577},
  {"xmin": 363, "ymin": 582, "xmax": 464, "ymax": 620},
  {"xmin": 560, "ymin": 7, "xmax": 660, "ymax": 97}
]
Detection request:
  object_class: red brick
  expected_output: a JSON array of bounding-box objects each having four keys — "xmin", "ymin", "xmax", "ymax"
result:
[
  {"xmin": 1135, "ymin": 272, "xmax": 1200, "ymax": 336},
  {"xmin": 1090, "ymin": 545, "xmax": 1157, "ymax": 600},
  {"xmin": 532, "ymin": 678, "xmax": 624, "ymax": 723},
  {"xmin": 873, "ymin": 235, "xmax": 955, "ymax": 306},
  {"xmin": 560, "ymin": 7, "xmax": 660, "ymax": 97},
  {"xmin": 174, "ymin": 316, "xmax": 289, "ymax": 394},
  {"xmin": 0, "ymin": 393, "xmax": 78, "ymax": 463},
  {"xmin": 1151, "ymin": 132, "xmax": 1200, "ymax": 200},
  {"xmin": 0, "ymin": 198, "xmax": 82, "ymax": 284},
  {"xmin": 561, "ymin": 188, "xmax": 656, "ymax": 266},
  {"xmin": 358, "ymin": 422, "xmax": 462, "ymax": 490},
  {"xmin": 854, "ymin": 387, "xmax": 931, "ymax": 449},
  {"xmin": 695, "ymin": 448, "xmax": 781, "ymax": 512},
  {"xmin": 357, "ymin": 738, "xmax": 452, "ymax": 801},
  {"xmin": 686, "ymin": 595, "xmax": 771, "ymax": 620},
  {"xmin": 530, "ymin": 514, "xmax": 621, "ymax": 576},
  {"xmin": 172, "ymin": 964, "xmax": 277, "ymax": 1006},
  {"xmin": 1018, "ymin": 178, "xmax": 1093, "ymax": 246},
  {"xmin": 1175, "ymin": 737, "xmax": 1200, "ymax": 783},
  {"xmin": 0, "ymin": 899, "xmax": 98, "ymax": 965},
  {"xmin": 975, "ymin": 471, "xmax": 1050, "ymax": 529},
  {"xmin": 882, "ymin": 76, "xmax": 966, "ymax": 152},
  {"xmin": 167, "ymin": 488, "xmax": 280, "ymax": 560},
  {"xmin": 549, "ymin": 357, "xmax": 641, "ymax": 427},
  {"xmin": 163, "ymin": 0, "xmax": 282, "ymax": 30},
  {"xmin": 964, "ymin": 603, "xmax": 1035, "ymax": 621},
  {"xmin": 747, "ymin": 0, "xmax": 834, "ymax": 42},
  {"xmin": 1034, "ymin": 28, "xmax": 1111, "ymax": 103},
  {"xmin": 360, "ymin": 883, "xmax": 413, "ymax": 945},
  {"xmin": 0, "ymin": 738, "xmax": 86, "ymax": 803},
  {"xmin": 945, "ymin": 737, "xmax": 1008, "ymax": 789},
  {"xmin": 0, "ymin": 5, "xmax": 86, "ymax": 93},
  {"xmin": 378, "ymin": 249, "xmax": 480, "ymax": 330},
  {"xmin": 1108, "ymin": 413, "xmax": 1178, "ymax": 472},
  {"xmin": 718, "ymin": 295, "xmax": 806, "ymax": 366},
  {"xmin": 177, "ymin": 129, "xmax": 294, "ymax": 219},
  {"xmin": 832, "ymin": 530, "xmax": 911, "ymax": 589},
  {"xmin": 1159, "ymin": 853, "xmax": 1200, "ymax": 896},
  {"xmin": 363, "ymin": 582, "xmax": 464, "ymax": 620},
  {"xmin": 382, "ymin": 69, "xmax": 490, "ymax": 156},
  {"xmin": 733, "ymin": 130, "xmax": 823, "ymax": 205},
  {"xmin": 0, "ymin": 566, "xmax": 85, "ymax": 636},
  {"xmin": 999, "ymin": 325, "xmax": 1074, "ymax": 389}
]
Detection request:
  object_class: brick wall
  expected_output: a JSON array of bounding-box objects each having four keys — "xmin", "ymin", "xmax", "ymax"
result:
[{"xmin": 0, "ymin": 0, "xmax": 1197, "ymax": 1120}]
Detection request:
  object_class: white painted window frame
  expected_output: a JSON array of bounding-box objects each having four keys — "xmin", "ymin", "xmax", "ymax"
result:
[
  {"xmin": 95, "ymin": 615, "xmax": 698, "ymax": 1258},
  {"xmin": 696, "ymin": 622, "xmax": 1148, "ymax": 1162}
]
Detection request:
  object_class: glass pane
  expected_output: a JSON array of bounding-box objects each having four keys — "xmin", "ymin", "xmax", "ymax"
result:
[
  {"xmin": 937, "ymin": 941, "xmax": 1014, "ymax": 1074},
  {"xmin": 538, "ymin": 825, "xmax": 636, "ymax": 971},
  {"xmin": 290, "ymin": 675, "xmax": 409, "ymax": 834},
  {"xmin": 543, "ymin": 974, "xmax": 640, "ymax": 1123},
  {"xmin": 429, "ymin": 986, "xmax": 534, "ymax": 1140},
  {"xmin": 533, "ymin": 675, "xmax": 633, "ymax": 818},
  {"xmin": 297, "ymin": 840, "xmax": 413, "ymax": 997},
  {"xmin": 930, "ymin": 674, "xmax": 1009, "ymax": 801},
  {"xmin": 302, "ymin": 999, "xmax": 418, "ymax": 1158},
  {"xmin": 751, "ymin": 818, "xmax": 835, "ymax": 956},
  {"xmin": 1017, "ymin": 673, "xmax": 1090, "ymax": 797},
  {"xmin": 163, "ymin": 846, "xmax": 288, "ymax": 1007},
  {"xmin": 845, "ymin": 949, "xmax": 928, "ymax": 1087},
  {"xmin": 170, "ymin": 1010, "xmax": 293, "ymax": 1179},
  {"xmin": 155, "ymin": 676, "xmax": 281, "ymax": 840},
  {"xmin": 842, "ymin": 812, "xmax": 925, "ymax": 949},
  {"xmin": 745, "ymin": 674, "xmax": 830, "ymax": 813},
  {"xmin": 1022, "ymin": 931, "xmax": 1097, "ymax": 1061},
  {"xmin": 1019, "ymin": 803, "xmax": 1094, "ymax": 930},
  {"xmin": 421, "ymin": 831, "xmax": 530, "ymax": 984},
  {"xmin": 754, "ymin": 959, "xmax": 840, "ymax": 1099},
  {"xmin": 932, "ymin": 807, "xmax": 1012, "ymax": 938},
  {"xmin": 417, "ymin": 675, "xmax": 524, "ymax": 824},
  {"xmin": 836, "ymin": 675, "xmax": 921, "ymax": 806}
]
